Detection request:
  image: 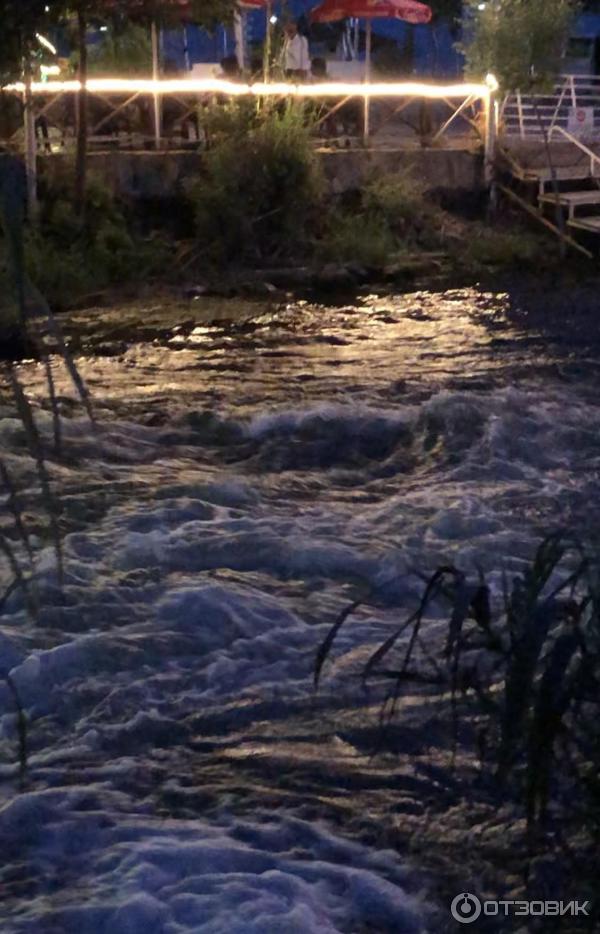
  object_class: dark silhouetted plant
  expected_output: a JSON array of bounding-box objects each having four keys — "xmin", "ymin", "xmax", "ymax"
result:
[
  {"xmin": 1, "ymin": 153, "xmax": 95, "ymax": 618},
  {"xmin": 315, "ymin": 533, "xmax": 600, "ymax": 828},
  {"xmin": 4, "ymin": 674, "xmax": 28, "ymax": 791}
]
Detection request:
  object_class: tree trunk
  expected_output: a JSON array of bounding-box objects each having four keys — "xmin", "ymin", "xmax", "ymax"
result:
[{"xmin": 75, "ymin": 7, "xmax": 88, "ymax": 216}]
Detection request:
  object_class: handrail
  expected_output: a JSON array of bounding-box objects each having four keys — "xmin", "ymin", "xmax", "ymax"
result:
[{"xmin": 548, "ymin": 124, "xmax": 600, "ymax": 176}]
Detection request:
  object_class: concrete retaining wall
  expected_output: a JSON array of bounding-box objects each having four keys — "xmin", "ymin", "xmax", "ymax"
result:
[
  {"xmin": 40, "ymin": 146, "xmax": 484, "ymax": 200},
  {"xmin": 318, "ymin": 147, "xmax": 484, "ymax": 194}
]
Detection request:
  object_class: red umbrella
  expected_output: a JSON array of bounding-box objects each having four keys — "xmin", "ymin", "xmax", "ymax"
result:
[
  {"xmin": 310, "ymin": 0, "xmax": 432, "ymax": 136},
  {"xmin": 311, "ymin": 0, "xmax": 432, "ymax": 24}
]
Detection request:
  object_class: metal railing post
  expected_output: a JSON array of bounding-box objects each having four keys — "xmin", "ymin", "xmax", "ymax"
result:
[
  {"xmin": 516, "ymin": 90, "xmax": 524, "ymax": 139},
  {"xmin": 484, "ymin": 85, "xmax": 497, "ymax": 189},
  {"xmin": 151, "ymin": 21, "xmax": 162, "ymax": 150},
  {"xmin": 363, "ymin": 19, "xmax": 372, "ymax": 142}
]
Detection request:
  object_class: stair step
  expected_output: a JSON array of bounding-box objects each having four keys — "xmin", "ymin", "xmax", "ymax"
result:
[
  {"xmin": 568, "ymin": 215, "xmax": 600, "ymax": 232},
  {"xmin": 521, "ymin": 166, "xmax": 599, "ymax": 182},
  {"xmin": 539, "ymin": 190, "xmax": 600, "ymax": 207}
]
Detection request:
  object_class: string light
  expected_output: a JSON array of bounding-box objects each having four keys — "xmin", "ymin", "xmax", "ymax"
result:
[{"xmin": 4, "ymin": 77, "xmax": 495, "ymax": 100}]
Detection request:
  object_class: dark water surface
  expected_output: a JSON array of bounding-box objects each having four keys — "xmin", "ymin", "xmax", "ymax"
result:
[{"xmin": 1, "ymin": 286, "xmax": 599, "ymax": 933}]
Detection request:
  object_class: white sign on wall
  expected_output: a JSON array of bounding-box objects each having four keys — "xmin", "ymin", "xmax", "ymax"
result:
[{"xmin": 567, "ymin": 106, "xmax": 596, "ymax": 140}]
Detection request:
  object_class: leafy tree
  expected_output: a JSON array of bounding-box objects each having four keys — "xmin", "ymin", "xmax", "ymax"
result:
[
  {"xmin": 0, "ymin": 2, "xmax": 69, "ymax": 217},
  {"xmin": 105, "ymin": 0, "xmax": 237, "ymax": 30},
  {"xmin": 88, "ymin": 23, "xmax": 154, "ymax": 76},
  {"xmin": 463, "ymin": 0, "xmax": 581, "ymax": 252},
  {"xmin": 429, "ymin": 0, "xmax": 463, "ymax": 25},
  {"xmin": 463, "ymin": 0, "xmax": 580, "ymax": 93},
  {"xmin": 0, "ymin": 1, "xmax": 64, "ymax": 84}
]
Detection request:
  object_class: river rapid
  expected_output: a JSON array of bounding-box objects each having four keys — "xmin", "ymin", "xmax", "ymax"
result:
[{"xmin": 1, "ymin": 285, "xmax": 599, "ymax": 933}]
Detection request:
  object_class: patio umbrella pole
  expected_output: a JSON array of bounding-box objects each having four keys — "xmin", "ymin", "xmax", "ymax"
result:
[
  {"xmin": 363, "ymin": 17, "xmax": 372, "ymax": 142},
  {"xmin": 23, "ymin": 65, "xmax": 38, "ymax": 219},
  {"xmin": 182, "ymin": 26, "xmax": 191, "ymax": 71},
  {"xmin": 234, "ymin": 11, "xmax": 246, "ymax": 71},
  {"xmin": 264, "ymin": 2, "xmax": 272, "ymax": 82},
  {"xmin": 151, "ymin": 20, "xmax": 161, "ymax": 149}
]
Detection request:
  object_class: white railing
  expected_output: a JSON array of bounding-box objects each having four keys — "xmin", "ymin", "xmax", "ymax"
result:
[
  {"xmin": 501, "ymin": 74, "xmax": 600, "ymax": 140},
  {"xmin": 548, "ymin": 123, "xmax": 600, "ymax": 176},
  {"xmin": 1, "ymin": 76, "xmax": 497, "ymax": 157}
]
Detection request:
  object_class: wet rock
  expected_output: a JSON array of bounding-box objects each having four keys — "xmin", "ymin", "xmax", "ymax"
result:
[
  {"xmin": 185, "ymin": 409, "xmax": 245, "ymax": 445},
  {"xmin": 238, "ymin": 280, "xmax": 282, "ymax": 298},
  {"xmin": 254, "ymin": 267, "xmax": 316, "ymax": 288},
  {"xmin": 315, "ymin": 263, "xmax": 357, "ymax": 291},
  {"xmin": 344, "ymin": 261, "xmax": 370, "ymax": 282},
  {"xmin": 0, "ymin": 324, "xmax": 35, "ymax": 362},
  {"xmin": 183, "ymin": 285, "xmax": 208, "ymax": 300}
]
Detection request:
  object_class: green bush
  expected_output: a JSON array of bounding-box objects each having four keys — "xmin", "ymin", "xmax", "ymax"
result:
[
  {"xmin": 363, "ymin": 172, "xmax": 443, "ymax": 245},
  {"xmin": 458, "ymin": 225, "xmax": 547, "ymax": 271},
  {"xmin": 190, "ymin": 101, "xmax": 324, "ymax": 265},
  {"xmin": 319, "ymin": 171, "xmax": 444, "ymax": 266},
  {"xmin": 321, "ymin": 211, "xmax": 399, "ymax": 267},
  {"xmin": 19, "ymin": 170, "xmax": 171, "ymax": 307}
]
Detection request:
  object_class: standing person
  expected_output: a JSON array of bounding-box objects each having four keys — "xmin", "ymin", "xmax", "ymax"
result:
[{"xmin": 282, "ymin": 21, "xmax": 310, "ymax": 81}]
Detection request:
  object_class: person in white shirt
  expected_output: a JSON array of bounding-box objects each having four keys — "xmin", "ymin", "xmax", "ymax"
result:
[{"xmin": 282, "ymin": 21, "xmax": 310, "ymax": 81}]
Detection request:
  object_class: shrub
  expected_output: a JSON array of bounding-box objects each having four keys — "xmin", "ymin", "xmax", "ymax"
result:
[
  {"xmin": 362, "ymin": 172, "xmax": 444, "ymax": 246},
  {"xmin": 20, "ymin": 170, "xmax": 171, "ymax": 307},
  {"xmin": 190, "ymin": 101, "xmax": 324, "ymax": 265},
  {"xmin": 457, "ymin": 225, "xmax": 547, "ymax": 271},
  {"xmin": 319, "ymin": 171, "xmax": 445, "ymax": 266},
  {"xmin": 321, "ymin": 210, "xmax": 399, "ymax": 267}
]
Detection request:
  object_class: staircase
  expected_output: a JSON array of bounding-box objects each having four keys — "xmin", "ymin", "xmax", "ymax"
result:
[
  {"xmin": 501, "ymin": 75, "xmax": 600, "ymax": 140},
  {"xmin": 504, "ymin": 130, "xmax": 600, "ymax": 252}
]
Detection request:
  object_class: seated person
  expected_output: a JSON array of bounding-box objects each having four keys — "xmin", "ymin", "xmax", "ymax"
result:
[
  {"xmin": 219, "ymin": 55, "xmax": 243, "ymax": 81},
  {"xmin": 311, "ymin": 57, "xmax": 328, "ymax": 80}
]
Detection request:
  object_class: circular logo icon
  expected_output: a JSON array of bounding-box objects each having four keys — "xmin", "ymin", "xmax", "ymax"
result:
[{"xmin": 451, "ymin": 893, "xmax": 482, "ymax": 924}]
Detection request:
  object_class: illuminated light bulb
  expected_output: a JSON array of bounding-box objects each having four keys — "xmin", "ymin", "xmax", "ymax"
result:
[{"xmin": 36, "ymin": 33, "xmax": 57, "ymax": 55}]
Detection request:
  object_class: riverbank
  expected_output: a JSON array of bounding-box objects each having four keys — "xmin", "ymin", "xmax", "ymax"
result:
[{"xmin": 2, "ymin": 103, "xmax": 584, "ymax": 343}]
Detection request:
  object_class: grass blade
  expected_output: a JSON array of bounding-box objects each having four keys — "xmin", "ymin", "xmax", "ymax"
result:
[
  {"xmin": 6, "ymin": 364, "xmax": 64, "ymax": 584},
  {"xmin": 314, "ymin": 594, "xmax": 370, "ymax": 690},
  {"xmin": 0, "ymin": 457, "xmax": 34, "ymax": 564},
  {"xmin": 5, "ymin": 674, "xmax": 28, "ymax": 792}
]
